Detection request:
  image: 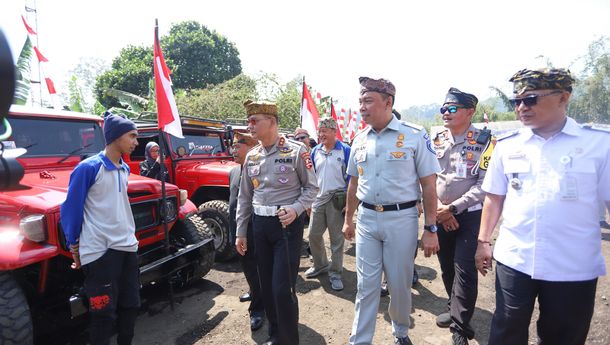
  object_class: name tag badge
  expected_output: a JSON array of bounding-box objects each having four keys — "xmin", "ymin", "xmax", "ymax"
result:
[
  {"xmin": 455, "ymin": 162, "xmax": 467, "ymax": 178},
  {"xmin": 560, "ymin": 174, "xmax": 579, "ymax": 201},
  {"xmin": 247, "ymin": 165, "xmax": 260, "ymax": 177},
  {"xmin": 355, "ymin": 151, "xmax": 367, "ymax": 163}
]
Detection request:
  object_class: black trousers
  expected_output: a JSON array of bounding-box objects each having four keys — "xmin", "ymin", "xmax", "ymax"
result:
[
  {"xmin": 437, "ymin": 210, "xmax": 480, "ymax": 339},
  {"xmin": 489, "ymin": 262, "xmax": 597, "ymax": 345},
  {"xmin": 240, "ymin": 221, "xmax": 265, "ymax": 317},
  {"xmin": 82, "ymin": 249, "xmax": 140, "ymax": 345},
  {"xmin": 253, "ymin": 213, "xmax": 304, "ymax": 345}
]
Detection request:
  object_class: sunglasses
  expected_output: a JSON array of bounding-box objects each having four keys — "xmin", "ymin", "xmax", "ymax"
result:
[
  {"xmin": 295, "ymin": 135, "xmax": 309, "ymax": 140},
  {"xmin": 509, "ymin": 90, "xmax": 563, "ymax": 108},
  {"xmin": 440, "ymin": 105, "xmax": 467, "ymax": 114},
  {"xmin": 247, "ymin": 116, "xmax": 270, "ymax": 125}
]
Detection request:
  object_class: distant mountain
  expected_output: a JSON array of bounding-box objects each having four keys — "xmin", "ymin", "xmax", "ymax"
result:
[{"xmin": 400, "ymin": 103, "xmax": 442, "ymax": 121}]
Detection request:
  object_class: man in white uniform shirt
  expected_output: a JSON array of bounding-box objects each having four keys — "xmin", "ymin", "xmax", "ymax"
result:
[{"xmin": 475, "ymin": 68, "xmax": 610, "ymax": 345}]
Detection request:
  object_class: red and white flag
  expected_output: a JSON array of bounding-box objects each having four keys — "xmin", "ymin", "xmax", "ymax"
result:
[
  {"xmin": 330, "ymin": 103, "xmax": 343, "ymax": 142},
  {"xmin": 21, "ymin": 15, "xmax": 36, "ymax": 35},
  {"xmin": 300, "ymin": 80, "xmax": 320, "ymax": 141},
  {"xmin": 154, "ymin": 20, "xmax": 183, "ymax": 138}
]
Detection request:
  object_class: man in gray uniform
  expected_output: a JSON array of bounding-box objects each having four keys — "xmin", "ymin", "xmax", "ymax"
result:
[
  {"xmin": 433, "ymin": 88, "xmax": 494, "ymax": 345},
  {"xmin": 235, "ymin": 100, "xmax": 318, "ymax": 345},
  {"xmin": 343, "ymin": 77, "xmax": 441, "ymax": 345}
]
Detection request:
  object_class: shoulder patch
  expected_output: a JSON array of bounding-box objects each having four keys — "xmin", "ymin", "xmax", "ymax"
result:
[
  {"xmin": 496, "ymin": 130, "xmax": 520, "ymax": 141},
  {"xmin": 581, "ymin": 124, "xmax": 610, "ymax": 134},
  {"xmin": 400, "ymin": 121, "xmax": 424, "ymax": 131}
]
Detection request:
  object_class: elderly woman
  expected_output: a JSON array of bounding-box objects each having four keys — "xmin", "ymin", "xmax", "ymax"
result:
[{"xmin": 139, "ymin": 142, "xmax": 167, "ymax": 181}]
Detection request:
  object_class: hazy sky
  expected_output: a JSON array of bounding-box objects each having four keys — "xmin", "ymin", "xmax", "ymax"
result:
[{"xmin": 1, "ymin": 0, "xmax": 609, "ymax": 110}]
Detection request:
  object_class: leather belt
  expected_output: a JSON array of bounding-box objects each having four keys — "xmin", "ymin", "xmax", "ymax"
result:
[{"xmin": 361, "ymin": 200, "xmax": 417, "ymax": 212}]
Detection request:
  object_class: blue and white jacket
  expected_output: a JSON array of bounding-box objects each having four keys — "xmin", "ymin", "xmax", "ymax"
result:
[{"xmin": 60, "ymin": 151, "xmax": 137, "ymax": 266}]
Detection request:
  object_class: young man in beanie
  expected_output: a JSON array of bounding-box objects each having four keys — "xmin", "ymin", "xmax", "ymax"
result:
[
  {"xmin": 61, "ymin": 112, "xmax": 140, "ymax": 345},
  {"xmin": 305, "ymin": 117, "xmax": 351, "ymax": 291},
  {"xmin": 476, "ymin": 68, "xmax": 610, "ymax": 345}
]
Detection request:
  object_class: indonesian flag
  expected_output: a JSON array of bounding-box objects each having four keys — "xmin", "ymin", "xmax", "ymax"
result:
[
  {"xmin": 330, "ymin": 103, "xmax": 343, "ymax": 142},
  {"xmin": 21, "ymin": 15, "xmax": 36, "ymax": 35},
  {"xmin": 154, "ymin": 20, "xmax": 183, "ymax": 138},
  {"xmin": 33, "ymin": 46, "xmax": 48, "ymax": 62},
  {"xmin": 300, "ymin": 80, "xmax": 319, "ymax": 141}
]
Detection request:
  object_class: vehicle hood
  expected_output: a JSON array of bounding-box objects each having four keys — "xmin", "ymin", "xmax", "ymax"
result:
[{"xmin": 178, "ymin": 159, "xmax": 238, "ymax": 179}]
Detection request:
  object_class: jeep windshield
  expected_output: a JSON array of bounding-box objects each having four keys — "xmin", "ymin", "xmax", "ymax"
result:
[
  {"xmin": 169, "ymin": 132, "xmax": 227, "ymax": 157},
  {"xmin": 5, "ymin": 116, "xmax": 105, "ymax": 157}
]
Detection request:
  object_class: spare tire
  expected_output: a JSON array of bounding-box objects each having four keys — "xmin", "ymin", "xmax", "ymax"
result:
[{"xmin": 198, "ymin": 200, "xmax": 236, "ymax": 261}]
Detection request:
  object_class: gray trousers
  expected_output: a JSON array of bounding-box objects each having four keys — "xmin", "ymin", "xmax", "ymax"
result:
[
  {"xmin": 309, "ymin": 198, "xmax": 346, "ymax": 277},
  {"xmin": 349, "ymin": 205, "xmax": 419, "ymax": 344}
]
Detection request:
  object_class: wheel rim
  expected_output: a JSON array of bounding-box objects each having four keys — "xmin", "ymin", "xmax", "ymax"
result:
[{"xmin": 203, "ymin": 218, "xmax": 224, "ymax": 249}]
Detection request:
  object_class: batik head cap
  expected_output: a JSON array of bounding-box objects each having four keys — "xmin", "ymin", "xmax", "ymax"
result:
[
  {"xmin": 443, "ymin": 87, "xmax": 478, "ymax": 108},
  {"xmin": 294, "ymin": 128, "xmax": 309, "ymax": 136},
  {"xmin": 359, "ymin": 77, "xmax": 396, "ymax": 97},
  {"xmin": 244, "ymin": 100, "xmax": 278, "ymax": 117},
  {"xmin": 509, "ymin": 68, "xmax": 575, "ymax": 95},
  {"xmin": 318, "ymin": 117, "xmax": 337, "ymax": 130},
  {"xmin": 234, "ymin": 132, "xmax": 258, "ymax": 147}
]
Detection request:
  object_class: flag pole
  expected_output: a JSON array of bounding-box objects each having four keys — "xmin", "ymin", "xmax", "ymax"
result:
[
  {"xmin": 300, "ymin": 76, "xmax": 305, "ymax": 126},
  {"xmin": 155, "ymin": 18, "xmax": 175, "ymax": 311}
]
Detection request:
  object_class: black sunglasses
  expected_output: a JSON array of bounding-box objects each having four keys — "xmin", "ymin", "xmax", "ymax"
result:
[
  {"xmin": 509, "ymin": 90, "xmax": 563, "ymax": 108},
  {"xmin": 440, "ymin": 105, "xmax": 467, "ymax": 114}
]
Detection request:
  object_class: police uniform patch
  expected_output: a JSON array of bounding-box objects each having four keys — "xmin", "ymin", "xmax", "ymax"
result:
[
  {"xmin": 466, "ymin": 152, "xmax": 474, "ymax": 160},
  {"xmin": 274, "ymin": 165, "xmax": 290, "ymax": 174},
  {"xmin": 423, "ymin": 133, "xmax": 436, "ymax": 154},
  {"xmin": 248, "ymin": 165, "xmax": 260, "ymax": 176},
  {"xmin": 467, "ymin": 131, "xmax": 474, "ymax": 139},
  {"xmin": 479, "ymin": 141, "xmax": 495, "ymax": 170},
  {"xmin": 300, "ymin": 152, "xmax": 313, "ymax": 169},
  {"xmin": 469, "ymin": 139, "xmax": 477, "ymax": 145},
  {"xmin": 278, "ymin": 177, "xmax": 289, "ymax": 184},
  {"xmin": 251, "ymin": 178, "xmax": 260, "ymax": 188},
  {"xmin": 390, "ymin": 151, "xmax": 406, "ymax": 159},
  {"xmin": 396, "ymin": 141, "xmax": 404, "ymax": 148},
  {"xmin": 278, "ymin": 136, "xmax": 286, "ymax": 146},
  {"xmin": 397, "ymin": 133, "xmax": 405, "ymax": 141},
  {"xmin": 279, "ymin": 147, "xmax": 293, "ymax": 154},
  {"xmin": 357, "ymin": 165, "xmax": 364, "ymax": 176}
]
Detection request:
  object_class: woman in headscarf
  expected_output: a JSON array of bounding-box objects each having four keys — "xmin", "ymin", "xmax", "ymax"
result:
[{"xmin": 139, "ymin": 142, "xmax": 167, "ymax": 181}]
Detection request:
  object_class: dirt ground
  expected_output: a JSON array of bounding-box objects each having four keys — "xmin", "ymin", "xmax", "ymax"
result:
[{"xmin": 115, "ymin": 221, "xmax": 610, "ymax": 345}]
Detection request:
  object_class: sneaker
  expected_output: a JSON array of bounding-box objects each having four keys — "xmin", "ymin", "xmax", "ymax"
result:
[
  {"xmin": 394, "ymin": 336, "xmax": 413, "ymax": 345},
  {"xmin": 380, "ymin": 282, "xmax": 389, "ymax": 297},
  {"xmin": 329, "ymin": 276, "xmax": 344, "ymax": 291},
  {"xmin": 412, "ymin": 269, "xmax": 419, "ymax": 287},
  {"xmin": 452, "ymin": 332, "xmax": 469, "ymax": 345},
  {"xmin": 304, "ymin": 265, "xmax": 328, "ymax": 278},
  {"xmin": 436, "ymin": 312, "xmax": 451, "ymax": 328}
]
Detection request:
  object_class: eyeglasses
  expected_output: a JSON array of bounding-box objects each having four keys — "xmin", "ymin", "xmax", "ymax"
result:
[
  {"xmin": 440, "ymin": 105, "xmax": 467, "ymax": 114},
  {"xmin": 247, "ymin": 116, "xmax": 271, "ymax": 126},
  {"xmin": 295, "ymin": 135, "xmax": 309, "ymax": 140},
  {"xmin": 509, "ymin": 90, "xmax": 563, "ymax": 108}
]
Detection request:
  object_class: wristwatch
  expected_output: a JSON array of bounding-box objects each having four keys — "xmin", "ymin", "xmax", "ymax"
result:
[
  {"xmin": 449, "ymin": 204, "xmax": 458, "ymax": 215},
  {"xmin": 423, "ymin": 224, "xmax": 438, "ymax": 233}
]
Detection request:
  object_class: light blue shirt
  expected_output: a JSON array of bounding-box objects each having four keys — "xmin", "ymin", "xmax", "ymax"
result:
[{"xmin": 347, "ymin": 116, "xmax": 440, "ymax": 204}]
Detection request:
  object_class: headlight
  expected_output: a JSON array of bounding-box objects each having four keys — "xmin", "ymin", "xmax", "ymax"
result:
[
  {"xmin": 179, "ymin": 189, "xmax": 188, "ymax": 206},
  {"xmin": 163, "ymin": 199, "xmax": 177, "ymax": 222},
  {"xmin": 20, "ymin": 214, "xmax": 47, "ymax": 242}
]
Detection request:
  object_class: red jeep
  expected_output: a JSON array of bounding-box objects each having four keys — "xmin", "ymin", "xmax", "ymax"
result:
[
  {"xmin": 126, "ymin": 116, "xmax": 239, "ymax": 261},
  {"xmin": 0, "ymin": 106, "xmax": 215, "ymax": 344}
]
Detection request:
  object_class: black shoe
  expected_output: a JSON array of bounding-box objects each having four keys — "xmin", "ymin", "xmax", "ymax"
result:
[
  {"xmin": 601, "ymin": 220, "xmax": 610, "ymax": 229},
  {"xmin": 412, "ymin": 269, "xmax": 419, "ymax": 287},
  {"xmin": 250, "ymin": 315, "xmax": 264, "ymax": 331},
  {"xmin": 394, "ymin": 336, "xmax": 413, "ymax": 345},
  {"xmin": 262, "ymin": 337, "xmax": 278, "ymax": 345},
  {"xmin": 436, "ymin": 312, "xmax": 451, "ymax": 328},
  {"xmin": 452, "ymin": 332, "xmax": 469, "ymax": 345},
  {"xmin": 380, "ymin": 285, "xmax": 389, "ymax": 297},
  {"xmin": 239, "ymin": 292, "xmax": 251, "ymax": 302}
]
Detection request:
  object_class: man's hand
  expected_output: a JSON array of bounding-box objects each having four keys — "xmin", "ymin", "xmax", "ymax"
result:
[
  {"xmin": 70, "ymin": 244, "xmax": 81, "ymax": 269},
  {"xmin": 342, "ymin": 221, "xmax": 355, "ymax": 241},
  {"xmin": 475, "ymin": 241, "xmax": 493, "ymax": 276},
  {"xmin": 440, "ymin": 216, "xmax": 460, "ymax": 231},
  {"xmin": 278, "ymin": 207, "xmax": 297, "ymax": 228},
  {"xmin": 235, "ymin": 236, "xmax": 247, "ymax": 256},
  {"xmin": 436, "ymin": 204, "xmax": 454, "ymax": 223},
  {"xmin": 420, "ymin": 231, "xmax": 439, "ymax": 257}
]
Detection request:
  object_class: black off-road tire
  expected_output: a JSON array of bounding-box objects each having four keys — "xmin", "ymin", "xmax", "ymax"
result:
[
  {"xmin": 0, "ymin": 272, "xmax": 33, "ymax": 345},
  {"xmin": 198, "ymin": 200, "xmax": 235, "ymax": 261},
  {"xmin": 172, "ymin": 214, "xmax": 215, "ymax": 281}
]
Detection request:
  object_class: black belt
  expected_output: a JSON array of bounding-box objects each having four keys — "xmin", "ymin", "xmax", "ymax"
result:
[{"xmin": 361, "ymin": 200, "xmax": 417, "ymax": 212}]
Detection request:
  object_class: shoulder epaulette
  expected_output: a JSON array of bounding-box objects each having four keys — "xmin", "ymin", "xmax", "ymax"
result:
[
  {"xmin": 496, "ymin": 130, "xmax": 520, "ymax": 141},
  {"xmin": 247, "ymin": 144, "xmax": 262, "ymax": 154},
  {"xmin": 581, "ymin": 124, "xmax": 610, "ymax": 134},
  {"xmin": 400, "ymin": 121, "xmax": 424, "ymax": 131}
]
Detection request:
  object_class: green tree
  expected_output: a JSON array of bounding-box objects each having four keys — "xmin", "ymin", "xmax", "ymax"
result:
[
  {"xmin": 568, "ymin": 37, "xmax": 610, "ymax": 124},
  {"xmin": 13, "ymin": 37, "xmax": 33, "ymax": 105},
  {"xmin": 95, "ymin": 21, "xmax": 241, "ymax": 108},
  {"xmin": 67, "ymin": 76, "xmax": 85, "ymax": 112}
]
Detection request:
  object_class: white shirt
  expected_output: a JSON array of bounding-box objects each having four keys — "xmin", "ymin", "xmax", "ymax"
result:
[
  {"xmin": 482, "ymin": 117, "xmax": 610, "ymax": 281},
  {"xmin": 312, "ymin": 143, "xmax": 347, "ymax": 209}
]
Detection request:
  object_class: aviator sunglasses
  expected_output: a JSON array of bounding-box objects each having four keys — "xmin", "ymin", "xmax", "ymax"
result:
[
  {"xmin": 439, "ymin": 105, "xmax": 467, "ymax": 114},
  {"xmin": 509, "ymin": 90, "xmax": 563, "ymax": 108}
]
